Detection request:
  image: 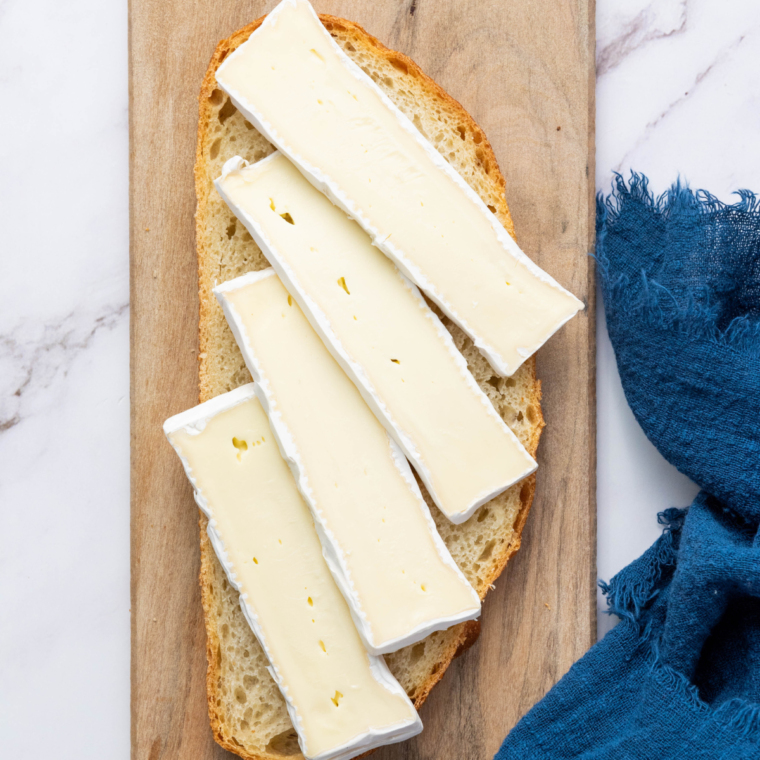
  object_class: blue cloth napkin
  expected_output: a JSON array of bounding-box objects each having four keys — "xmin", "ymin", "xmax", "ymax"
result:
[{"xmin": 495, "ymin": 174, "xmax": 760, "ymax": 759}]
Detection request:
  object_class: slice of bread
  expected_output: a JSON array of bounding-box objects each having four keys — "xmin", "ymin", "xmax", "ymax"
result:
[{"xmin": 194, "ymin": 14, "xmax": 545, "ymax": 760}]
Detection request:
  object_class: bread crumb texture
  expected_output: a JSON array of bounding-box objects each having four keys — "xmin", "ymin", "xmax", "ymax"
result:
[{"xmin": 194, "ymin": 15, "xmax": 544, "ymax": 760}]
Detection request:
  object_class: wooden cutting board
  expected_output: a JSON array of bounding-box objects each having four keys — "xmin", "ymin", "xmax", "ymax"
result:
[{"xmin": 130, "ymin": 2, "xmax": 596, "ymax": 758}]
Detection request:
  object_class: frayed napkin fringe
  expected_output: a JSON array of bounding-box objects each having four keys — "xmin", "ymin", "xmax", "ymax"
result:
[{"xmin": 594, "ymin": 173, "xmax": 760, "ymax": 354}]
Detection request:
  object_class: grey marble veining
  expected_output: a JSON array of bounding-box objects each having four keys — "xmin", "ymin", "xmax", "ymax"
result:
[
  {"xmin": 1, "ymin": 303, "xmax": 128, "ymax": 433},
  {"xmin": 597, "ymin": 0, "xmax": 686, "ymax": 76},
  {"xmin": 0, "ymin": 0, "xmax": 759, "ymax": 755}
]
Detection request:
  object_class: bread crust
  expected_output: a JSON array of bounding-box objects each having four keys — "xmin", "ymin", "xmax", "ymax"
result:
[{"xmin": 194, "ymin": 13, "xmax": 543, "ymax": 760}]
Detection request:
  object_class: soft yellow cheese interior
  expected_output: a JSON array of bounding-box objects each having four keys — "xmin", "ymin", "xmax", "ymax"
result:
[
  {"xmin": 219, "ymin": 155, "xmax": 535, "ymax": 521},
  {"xmin": 169, "ymin": 397, "xmax": 414, "ymax": 757},
  {"xmin": 217, "ymin": 0, "xmax": 582, "ymax": 375},
  {"xmin": 223, "ymin": 275, "xmax": 479, "ymax": 647}
]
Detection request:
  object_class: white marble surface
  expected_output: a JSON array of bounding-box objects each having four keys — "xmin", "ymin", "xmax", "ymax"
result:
[
  {"xmin": 0, "ymin": 0, "xmax": 130, "ymax": 755},
  {"xmin": 1, "ymin": 0, "xmax": 758, "ymax": 755}
]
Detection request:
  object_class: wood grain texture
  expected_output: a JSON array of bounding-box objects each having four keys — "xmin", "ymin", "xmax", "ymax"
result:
[{"xmin": 130, "ymin": 1, "xmax": 596, "ymax": 758}]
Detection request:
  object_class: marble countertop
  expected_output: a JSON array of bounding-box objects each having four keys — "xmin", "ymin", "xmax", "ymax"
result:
[{"xmin": 1, "ymin": 0, "xmax": 758, "ymax": 755}]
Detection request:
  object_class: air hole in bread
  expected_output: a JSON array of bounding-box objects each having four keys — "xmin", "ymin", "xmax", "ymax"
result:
[
  {"xmin": 218, "ymin": 98, "xmax": 236, "ymax": 125},
  {"xmin": 478, "ymin": 539, "xmax": 496, "ymax": 561},
  {"xmin": 477, "ymin": 508, "xmax": 490, "ymax": 523},
  {"xmin": 209, "ymin": 88, "xmax": 224, "ymax": 106},
  {"xmin": 486, "ymin": 376, "xmax": 500, "ymax": 389},
  {"xmin": 235, "ymin": 686, "xmax": 247, "ymax": 704},
  {"xmin": 457, "ymin": 125, "xmax": 466, "ymax": 140},
  {"xmin": 226, "ymin": 219, "xmax": 237, "ymax": 239},
  {"xmin": 209, "ymin": 138, "xmax": 221, "ymax": 160},
  {"xmin": 410, "ymin": 642, "xmax": 426, "ymax": 663},
  {"xmin": 520, "ymin": 481, "xmax": 532, "ymax": 506},
  {"xmin": 526, "ymin": 405, "xmax": 538, "ymax": 424},
  {"xmin": 389, "ymin": 56, "xmax": 408, "ymax": 74},
  {"xmin": 487, "ymin": 204, "xmax": 497, "ymax": 214},
  {"xmin": 267, "ymin": 729, "xmax": 301, "ymax": 756},
  {"xmin": 516, "ymin": 411, "xmax": 524, "ymax": 422}
]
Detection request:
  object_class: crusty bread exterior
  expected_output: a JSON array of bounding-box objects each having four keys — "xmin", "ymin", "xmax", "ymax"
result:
[{"xmin": 194, "ymin": 14, "xmax": 545, "ymax": 760}]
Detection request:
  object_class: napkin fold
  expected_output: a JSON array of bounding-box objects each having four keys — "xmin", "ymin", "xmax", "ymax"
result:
[{"xmin": 496, "ymin": 174, "xmax": 760, "ymax": 759}]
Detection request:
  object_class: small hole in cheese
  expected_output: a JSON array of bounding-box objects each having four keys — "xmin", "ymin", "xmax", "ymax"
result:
[
  {"xmin": 337, "ymin": 277, "xmax": 350, "ymax": 294},
  {"xmin": 232, "ymin": 437, "xmax": 248, "ymax": 460},
  {"xmin": 319, "ymin": 640, "xmax": 326, "ymax": 653},
  {"xmin": 390, "ymin": 358, "xmax": 400, "ymax": 364},
  {"xmin": 331, "ymin": 690, "xmax": 343, "ymax": 707},
  {"xmin": 253, "ymin": 557, "xmax": 258, "ymax": 564},
  {"xmin": 307, "ymin": 597, "xmax": 313, "ymax": 607},
  {"xmin": 280, "ymin": 212, "xmax": 295, "ymax": 225}
]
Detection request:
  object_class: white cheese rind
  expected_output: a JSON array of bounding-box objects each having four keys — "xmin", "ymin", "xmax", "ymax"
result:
[
  {"xmin": 164, "ymin": 384, "xmax": 422, "ymax": 760},
  {"xmin": 215, "ymin": 154, "xmax": 537, "ymax": 523},
  {"xmin": 215, "ymin": 270, "xmax": 481, "ymax": 653},
  {"xmin": 215, "ymin": 0, "xmax": 584, "ymax": 377}
]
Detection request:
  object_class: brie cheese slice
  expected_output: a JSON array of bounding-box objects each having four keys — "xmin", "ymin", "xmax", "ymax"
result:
[
  {"xmin": 164, "ymin": 385, "xmax": 421, "ymax": 760},
  {"xmin": 215, "ymin": 273, "xmax": 481, "ymax": 654},
  {"xmin": 215, "ymin": 0, "xmax": 583, "ymax": 376},
  {"xmin": 215, "ymin": 153, "xmax": 536, "ymax": 524}
]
